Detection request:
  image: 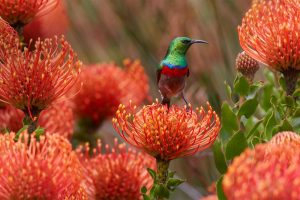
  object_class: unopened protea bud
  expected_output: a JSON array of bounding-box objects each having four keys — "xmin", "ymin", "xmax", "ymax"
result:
[{"xmin": 236, "ymin": 51, "xmax": 259, "ymax": 83}]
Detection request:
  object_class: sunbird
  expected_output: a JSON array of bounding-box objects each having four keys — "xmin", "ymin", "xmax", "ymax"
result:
[{"xmin": 157, "ymin": 37, "xmax": 208, "ymax": 108}]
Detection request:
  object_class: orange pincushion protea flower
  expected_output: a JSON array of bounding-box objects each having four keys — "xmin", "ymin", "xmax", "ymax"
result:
[
  {"xmin": 76, "ymin": 139, "xmax": 155, "ymax": 200},
  {"xmin": 0, "ymin": 36, "xmax": 81, "ymax": 117},
  {"xmin": 223, "ymin": 133, "xmax": 300, "ymax": 200},
  {"xmin": 73, "ymin": 59, "xmax": 149, "ymax": 125},
  {"xmin": 238, "ymin": 0, "xmax": 300, "ymax": 94},
  {"xmin": 38, "ymin": 100, "xmax": 75, "ymax": 138},
  {"xmin": 269, "ymin": 131, "xmax": 300, "ymax": 146},
  {"xmin": 113, "ymin": 102, "xmax": 220, "ymax": 161},
  {"xmin": 0, "ymin": 0, "xmax": 58, "ymax": 26},
  {"xmin": 239, "ymin": 0, "xmax": 300, "ymax": 72},
  {"xmin": 0, "ymin": 131, "xmax": 87, "ymax": 199}
]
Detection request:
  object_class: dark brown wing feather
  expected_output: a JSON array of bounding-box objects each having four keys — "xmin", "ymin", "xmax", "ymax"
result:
[{"xmin": 156, "ymin": 69, "xmax": 162, "ymax": 84}]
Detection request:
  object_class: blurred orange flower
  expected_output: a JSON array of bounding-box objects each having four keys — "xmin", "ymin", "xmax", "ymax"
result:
[
  {"xmin": 238, "ymin": 0, "xmax": 300, "ymax": 94},
  {"xmin": 239, "ymin": 0, "xmax": 300, "ymax": 72},
  {"xmin": 73, "ymin": 59, "xmax": 149, "ymax": 125},
  {"xmin": 113, "ymin": 102, "xmax": 220, "ymax": 160},
  {"xmin": 223, "ymin": 131, "xmax": 300, "ymax": 200},
  {"xmin": 0, "ymin": 0, "xmax": 58, "ymax": 26},
  {"xmin": 0, "ymin": 131, "xmax": 87, "ymax": 199},
  {"xmin": 76, "ymin": 139, "xmax": 155, "ymax": 200},
  {"xmin": 0, "ymin": 36, "xmax": 81, "ymax": 117},
  {"xmin": 38, "ymin": 100, "xmax": 75, "ymax": 138},
  {"xmin": 24, "ymin": 0, "xmax": 69, "ymax": 42}
]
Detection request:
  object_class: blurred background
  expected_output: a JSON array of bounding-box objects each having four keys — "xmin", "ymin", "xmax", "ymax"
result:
[{"xmin": 27, "ymin": 0, "xmax": 252, "ymax": 199}]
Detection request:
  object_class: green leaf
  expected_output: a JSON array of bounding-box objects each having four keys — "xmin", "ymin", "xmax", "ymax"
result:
[
  {"xmin": 224, "ymin": 81, "xmax": 232, "ymax": 100},
  {"xmin": 167, "ymin": 178, "xmax": 185, "ymax": 191},
  {"xmin": 285, "ymin": 96, "xmax": 295, "ymax": 107},
  {"xmin": 142, "ymin": 194, "xmax": 150, "ymax": 200},
  {"xmin": 264, "ymin": 111, "xmax": 277, "ymax": 140},
  {"xmin": 225, "ymin": 131, "xmax": 248, "ymax": 160},
  {"xmin": 293, "ymin": 107, "xmax": 300, "ymax": 118},
  {"xmin": 147, "ymin": 168, "xmax": 156, "ymax": 180},
  {"xmin": 221, "ymin": 103, "xmax": 239, "ymax": 133},
  {"xmin": 216, "ymin": 176, "xmax": 227, "ymax": 200},
  {"xmin": 277, "ymin": 119, "xmax": 294, "ymax": 133},
  {"xmin": 260, "ymin": 84, "xmax": 273, "ymax": 111},
  {"xmin": 293, "ymin": 88, "xmax": 300, "ymax": 97},
  {"xmin": 34, "ymin": 126, "xmax": 45, "ymax": 141},
  {"xmin": 213, "ymin": 141, "xmax": 227, "ymax": 174},
  {"xmin": 141, "ymin": 186, "xmax": 147, "ymax": 194},
  {"xmin": 150, "ymin": 184, "xmax": 159, "ymax": 198},
  {"xmin": 264, "ymin": 69, "xmax": 275, "ymax": 83},
  {"xmin": 279, "ymin": 75, "xmax": 286, "ymax": 90},
  {"xmin": 234, "ymin": 75, "xmax": 250, "ymax": 96},
  {"xmin": 168, "ymin": 171, "xmax": 176, "ymax": 179},
  {"xmin": 14, "ymin": 125, "xmax": 29, "ymax": 142},
  {"xmin": 246, "ymin": 120, "xmax": 263, "ymax": 139},
  {"xmin": 157, "ymin": 184, "xmax": 170, "ymax": 198},
  {"xmin": 238, "ymin": 98, "xmax": 258, "ymax": 118}
]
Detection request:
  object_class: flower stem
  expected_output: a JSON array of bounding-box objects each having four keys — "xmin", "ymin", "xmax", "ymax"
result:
[
  {"xmin": 156, "ymin": 158, "xmax": 170, "ymax": 185},
  {"xmin": 283, "ymin": 69, "xmax": 299, "ymax": 96},
  {"xmin": 24, "ymin": 114, "xmax": 38, "ymax": 134}
]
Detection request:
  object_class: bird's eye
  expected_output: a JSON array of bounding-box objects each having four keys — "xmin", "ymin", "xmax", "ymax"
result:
[{"xmin": 182, "ymin": 40, "xmax": 190, "ymax": 44}]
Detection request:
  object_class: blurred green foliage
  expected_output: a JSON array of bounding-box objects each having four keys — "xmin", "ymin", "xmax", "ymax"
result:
[{"xmin": 214, "ymin": 69, "xmax": 300, "ymax": 199}]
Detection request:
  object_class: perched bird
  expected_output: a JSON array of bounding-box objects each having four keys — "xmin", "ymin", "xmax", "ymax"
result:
[{"xmin": 157, "ymin": 37, "xmax": 208, "ymax": 108}]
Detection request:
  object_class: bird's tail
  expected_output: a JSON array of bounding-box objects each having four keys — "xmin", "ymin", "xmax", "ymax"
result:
[{"xmin": 161, "ymin": 97, "xmax": 170, "ymax": 108}]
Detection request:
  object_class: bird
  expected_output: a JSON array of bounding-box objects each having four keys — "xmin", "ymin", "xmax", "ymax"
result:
[{"xmin": 157, "ymin": 36, "xmax": 208, "ymax": 108}]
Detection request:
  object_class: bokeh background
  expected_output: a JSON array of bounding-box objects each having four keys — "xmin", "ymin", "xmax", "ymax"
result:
[{"xmin": 29, "ymin": 1, "xmax": 252, "ymax": 199}]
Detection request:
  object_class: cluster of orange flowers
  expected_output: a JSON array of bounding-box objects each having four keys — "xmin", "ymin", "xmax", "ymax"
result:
[{"xmin": 0, "ymin": 0, "xmax": 223, "ymax": 199}]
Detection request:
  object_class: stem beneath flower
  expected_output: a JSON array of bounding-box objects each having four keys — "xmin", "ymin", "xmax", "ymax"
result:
[
  {"xmin": 24, "ymin": 114, "xmax": 38, "ymax": 134},
  {"xmin": 156, "ymin": 158, "xmax": 170, "ymax": 184},
  {"xmin": 11, "ymin": 21, "xmax": 25, "ymax": 39},
  {"xmin": 282, "ymin": 69, "xmax": 299, "ymax": 96}
]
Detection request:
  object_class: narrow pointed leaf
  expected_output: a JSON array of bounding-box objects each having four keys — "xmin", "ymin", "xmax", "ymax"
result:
[
  {"xmin": 213, "ymin": 141, "xmax": 227, "ymax": 174},
  {"xmin": 225, "ymin": 131, "xmax": 248, "ymax": 160}
]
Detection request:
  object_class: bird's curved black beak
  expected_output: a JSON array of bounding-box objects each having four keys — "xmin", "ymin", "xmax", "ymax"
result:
[{"xmin": 190, "ymin": 39, "xmax": 208, "ymax": 44}]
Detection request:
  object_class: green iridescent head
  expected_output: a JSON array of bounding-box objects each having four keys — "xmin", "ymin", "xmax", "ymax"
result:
[{"xmin": 166, "ymin": 37, "xmax": 208, "ymax": 56}]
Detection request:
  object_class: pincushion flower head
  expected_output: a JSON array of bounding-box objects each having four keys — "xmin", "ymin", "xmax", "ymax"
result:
[
  {"xmin": 74, "ymin": 59, "xmax": 149, "ymax": 126},
  {"xmin": 0, "ymin": 0, "xmax": 58, "ymax": 30},
  {"xmin": 113, "ymin": 101, "xmax": 220, "ymax": 161},
  {"xmin": 238, "ymin": 0, "xmax": 300, "ymax": 95},
  {"xmin": 0, "ymin": 36, "xmax": 81, "ymax": 119},
  {"xmin": 223, "ymin": 131, "xmax": 300, "ymax": 200},
  {"xmin": 76, "ymin": 139, "xmax": 155, "ymax": 200},
  {"xmin": 0, "ymin": 131, "xmax": 88, "ymax": 199}
]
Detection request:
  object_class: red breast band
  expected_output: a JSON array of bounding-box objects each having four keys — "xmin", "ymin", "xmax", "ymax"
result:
[{"xmin": 161, "ymin": 66, "xmax": 189, "ymax": 77}]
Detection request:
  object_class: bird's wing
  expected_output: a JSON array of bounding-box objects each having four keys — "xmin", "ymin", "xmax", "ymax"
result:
[
  {"xmin": 187, "ymin": 68, "xmax": 189, "ymax": 77},
  {"xmin": 156, "ymin": 69, "xmax": 162, "ymax": 84}
]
